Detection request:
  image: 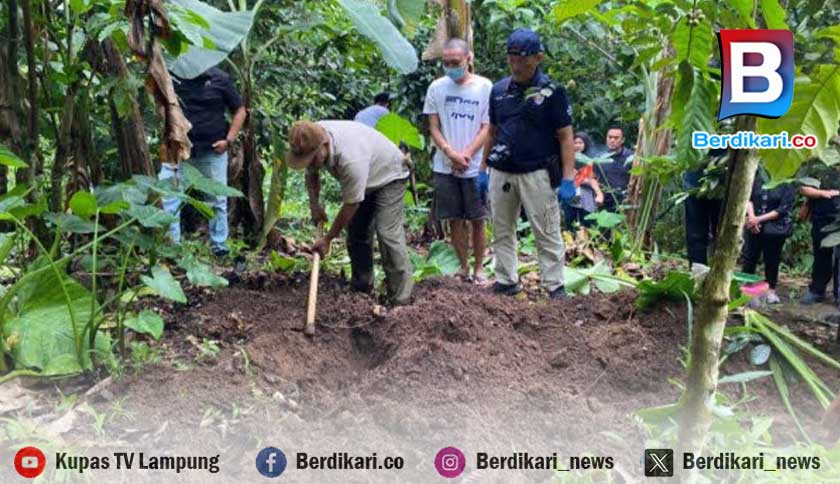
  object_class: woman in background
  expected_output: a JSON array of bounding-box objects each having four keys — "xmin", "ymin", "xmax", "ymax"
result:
[
  {"xmin": 561, "ymin": 132, "xmax": 604, "ymax": 230},
  {"xmin": 741, "ymin": 168, "xmax": 796, "ymax": 304}
]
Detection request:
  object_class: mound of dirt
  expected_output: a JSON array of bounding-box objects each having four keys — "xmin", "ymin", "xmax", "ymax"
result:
[{"xmin": 80, "ymin": 272, "xmax": 838, "ymax": 483}]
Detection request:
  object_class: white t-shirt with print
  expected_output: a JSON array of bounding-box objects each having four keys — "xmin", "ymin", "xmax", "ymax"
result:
[{"xmin": 423, "ymin": 75, "xmax": 492, "ymax": 178}]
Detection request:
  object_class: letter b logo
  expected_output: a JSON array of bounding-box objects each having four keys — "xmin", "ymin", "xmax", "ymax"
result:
[{"xmin": 718, "ymin": 29, "xmax": 794, "ymax": 120}]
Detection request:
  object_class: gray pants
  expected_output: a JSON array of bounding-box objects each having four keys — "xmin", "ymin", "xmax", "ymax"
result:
[
  {"xmin": 347, "ymin": 178, "xmax": 414, "ymax": 304},
  {"xmin": 489, "ymin": 168, "xmax": 565, "ymax": 291}
]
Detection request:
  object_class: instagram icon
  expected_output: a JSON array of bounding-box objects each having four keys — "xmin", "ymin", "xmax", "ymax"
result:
[{"xmin": 434, "ymin": 447, "xmax": 465, "ymax": 478}]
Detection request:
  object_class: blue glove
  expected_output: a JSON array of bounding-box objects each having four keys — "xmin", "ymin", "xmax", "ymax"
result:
[
  {"xmin": 476, "ymin": 171, "xmax": 489, "ymax": 197},
  {"xmin": 558, "ymin": 179, "xmax": 576, "ymax": 202}
]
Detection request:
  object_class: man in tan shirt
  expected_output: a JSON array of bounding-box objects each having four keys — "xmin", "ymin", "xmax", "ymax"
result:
[{"xmin": 287, "ymin": 120, "xmax": 413, "ymax": 305}]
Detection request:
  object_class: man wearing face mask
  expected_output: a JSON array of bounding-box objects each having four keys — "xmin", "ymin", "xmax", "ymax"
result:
[
  {"xmin": 482, "ymin": 29, "xmax": 576, "ymax": 299},
  {"xmin": 287, "ymin": 120, "xmax": 414, "ymax": 305},
  {"xmin": 423, "ymin": 38, "xmax": 493, "ymax": 284}
]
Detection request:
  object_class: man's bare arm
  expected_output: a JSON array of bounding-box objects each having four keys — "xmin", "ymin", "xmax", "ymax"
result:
[
  {"xmin": 481, "ymin": 125, "xmax": 497, "ymax": 171},
  {"xmin": 306, "ymin": 166, "xmax": 327, "ymax": 224},
  {"xmin": 464, "ymin": 123, "xmax": 491, "ymax": 160},
  {"xmin": 556, "ymin": 125, "xmax": 576, "ymax": 179}
]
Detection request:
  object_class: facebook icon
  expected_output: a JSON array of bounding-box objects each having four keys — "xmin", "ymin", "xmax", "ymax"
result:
[{"xmin": 256, "ymin": 447, "xmax": 287, "ymax": 478}]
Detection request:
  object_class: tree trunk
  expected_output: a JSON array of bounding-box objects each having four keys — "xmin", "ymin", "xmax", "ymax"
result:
[
  {"xmin": 229, "ymin": 80, "xmax": 263, "ymax": 243},
  {"xmin": 447, "ymin": 0, "xmax": 471, "ymax": 44},
  {"xmin": 679, "ymin": 115, "xmax": 759, "ymax": 454},
  {"xmin": 50, "ymin": 83, "xmax": 79, "ymax": 211},
  {"xmin": 19, "ymin": 0, "xmax": 38, "ymax": 185},
  {"xmin": 626, "ymin": 51, "xmax": 675, "ymax": 247},
  {"xmin": 87, "ymin": 40, "xmax": 154, "ymax": 178}
]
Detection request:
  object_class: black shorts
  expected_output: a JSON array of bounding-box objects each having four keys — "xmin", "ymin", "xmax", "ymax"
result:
[{"xmin": 433, "ymin": 173, "xmax": 487, "ymax": 221}]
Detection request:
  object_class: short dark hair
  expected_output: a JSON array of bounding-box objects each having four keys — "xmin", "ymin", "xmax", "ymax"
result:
[
  {"xmin": 606, "ymin": 125, "xmax": 625, "ymax": 136},
  {"xmin": 374, "ymin": 92, "xmax": 391, "ymax": 105}
]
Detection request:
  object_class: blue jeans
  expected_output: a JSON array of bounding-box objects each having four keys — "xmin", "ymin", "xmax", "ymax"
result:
[{"xmin": 158, "ymin": 151, "xmax": 229, "ymax": 250}]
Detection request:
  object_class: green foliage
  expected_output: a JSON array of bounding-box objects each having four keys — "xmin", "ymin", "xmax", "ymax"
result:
[
  {"xmin": 552, "ymin": 0, "xmax": 601, "ymax": 24},
  {"xmin": 165, "ymin": 0, "xmax": 257, "ymax": 79},
  {"xmin": 411, "ymin": 241, "xmax": 461, "ymax": 281},
  {"xmin": 565, "ymin": 261, "xmax": 634, "ymax": 296},
  {"xmin": 182, "ymin": 164, "xmax": 244, "ymax": 198},
  {"xmin": 672, "ymin": 15, "xmax": 714, "ymax": 72},
  {"xmin": 4, "ymin": 261, "xmax": 109, "ymax": 376},
  {"xmin": 140, "ymin": 266, "xmax": 187, "ymax": 304},
  {"xmin": 671, "ymin": 63, "xmax": 716, "ymax": 168},
  {"xmin": 375, "ymin": 113, "xmax": 425, "ymax": 150},
  {"xmin": 584, "ymin": 210, "xmax": 624, "ymax": 229},
  {"xmin": 0, "ymin": 144, "xmax": 28, "ymax": 168},
  {"xmin": 758, "ymin": 63, "xmax": 840, "ymax": 182},
  {"xmin": 336, "ymin": 0, "xmax": 419, "ymax": 74},
  {"xmin": 124, "ymin": 310, "xmax": 165, "ymax": 341},
  {"xmin": 636, "ymin": 271, "xmax": 695, "ymax": 309},
  {"xmin": 759, "ymin": 0, "xmax": 788, "ymax": 30}
]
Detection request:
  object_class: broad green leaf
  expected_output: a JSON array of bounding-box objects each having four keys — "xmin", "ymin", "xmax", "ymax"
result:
[
  {"xmin": 69, "ymin": 191, "xmax": 98, "ymax": 219},
  {"xmin": 44, "ymin": 213, "xmax": 101, "ymax": 234},
  {"xmin": 636, "ymin": 271, "xmax": 695, "ymax": 309},
  {"xmin": 395, "ymin": 0, "xmax": 425, "ymax": 27},
  {"xmin": 821, "ymin": 231, "xmax": 840, "ymax": 248},
  {"xmin": 100, "ymin": 200, "xmax": 130, "ymax": 215},
  {"xmin": 336, "ymin": 0, "xmax": 418, "ymax": 75},
  {"xmin": 672, "ymin": 66, "xmax": 716, "ymax": 167},
  {"xmin": 375, "ymin": 113, "xmax": 425, "ymax": 150},
  {"xmin": 4, "ymin": 261, "xmax": 106, "ymax": 376},
  {"xmin": 758, "ymin": 65, "xmax": 840, "ymax": 182},
  {"xmin": 269, "ymin": 251, "xmax": 299, "ymax": 273},
  {"xmin": 552, "ymin": 0, "xmax": 602, "ymax": 23},
  {"xmin": 759, "ymin": 0, "xmax": 787, "ymax": 30},
  {"xmin": 584, "ymin": 210, "xmax": 624, "ymax": 229},
  {"xmin": 181, "ymin": 163, "xmax": 244, "ymax": 198},
  {"xmin": 425, "ymin": 240, "xmax": 461, "ymax": 276},
  {"xmin": 141, "ymin": 265, "xmax": 187, "ymax": 303},
  {"xmin": 672, "ymin": 16, "xmax": 714, "ymax": 72},
  {"xmin": 125, "ymin": 204, "xmax": 179, "ymax": 229},
  {"xmin": 124, "ymin": 310, "xmax": 165, "ymax": 340},
  {"xmin": 0, "ymin": 144, "xmax": 28, "ymax": 168},
  {"xmin": 728, "ymin": 0, "xmax": 756, "ymax": 28},
  {"xmin": 178, "ymin": 255, "xmax": 228, "ymax": 288},
  {"xmin": 69, "ymin": 0, "xmax": 92, "ymax": 14},
  {"xmin": 165, "ymin": 0, "xmax": 256, "ymax": 79},
  {"xmin": 718, "ymin": 370, "xmax": 772, "ymax": 384}
]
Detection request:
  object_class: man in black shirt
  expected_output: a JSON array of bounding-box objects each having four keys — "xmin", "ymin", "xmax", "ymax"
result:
[
  {"xmin": 595, "ymin": 125, "xmax": 633, "ymax": 212},
  {"xmin": 159, "ymin": 67, "xmax": 247, "ymax": 256}
]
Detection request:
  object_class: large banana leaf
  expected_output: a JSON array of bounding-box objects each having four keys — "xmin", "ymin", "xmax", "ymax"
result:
[
  {"xmin": 757, "ymin": 63, "xmax": 840, "ymax": 182},
  {"xmin": 165, "ymin": 0, "xmax": 256, "ymax": 79},
  {"xmin": 337, "ymin": 0, "xmax": 418, "ymax": 74}
]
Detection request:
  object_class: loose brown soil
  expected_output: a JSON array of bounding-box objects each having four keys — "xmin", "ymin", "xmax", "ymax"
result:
[{"xmin": 4, "ymin": 273, "xmax": 839, "ymax": 483}]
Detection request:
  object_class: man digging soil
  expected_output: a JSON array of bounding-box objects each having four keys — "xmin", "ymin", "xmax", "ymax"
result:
[{"xmin": 287, "ymin": 120, "xmax": 414, "ymax": 306}]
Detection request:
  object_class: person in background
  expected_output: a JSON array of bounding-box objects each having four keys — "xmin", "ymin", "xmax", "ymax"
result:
[
  {"xmin": 423, "ymin": 38, "xmax": 492, "ymax": 284},
  {"xmin": 595, "ymin": 125, "xmax": 633, "ymax": 213},
  {"xmin": 354, "ymin": 92, "xmax": 392, "ymax": 128},
  {"xmin": 160, "ymin": 66, "xmax": 247, "ymax": 257},
  {"xmin": 741, "ymin": 168, "xmax": 796, "ymax": 304},
  {"xmin": 798, "ymin": 159, "xmax": 840, "ymax": 306},
  {"xmin": 560, "ymin": 132, "xmax": 604, "ymax": 230},
  {"xmin": 684, "ymin": 148, "xmax": 728, "ymax": 267},
  {"xmin": 483, "ymin": 28, "xmax": 576, "ymax": 299}
]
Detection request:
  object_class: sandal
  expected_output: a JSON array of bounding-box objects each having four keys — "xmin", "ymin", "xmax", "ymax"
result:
[{"xmin": 473, "ymin": 273, "xmax": 490, "ymax": 286}]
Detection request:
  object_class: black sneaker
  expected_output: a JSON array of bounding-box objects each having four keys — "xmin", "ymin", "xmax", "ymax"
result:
[
  {"xmin": 212, "ymin": 246, "xmax": 230, "ymax": 258},
  {"xmin": 549, "ymin": 286, "xmax": 567, "ymax": 300},
  {"xmin": 493, "ymin": 282, "xmax": 521, "ymax": 296},
  {"xmin": 800, "ymin": 291, "xmax": 826, "ymax": 305}
]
